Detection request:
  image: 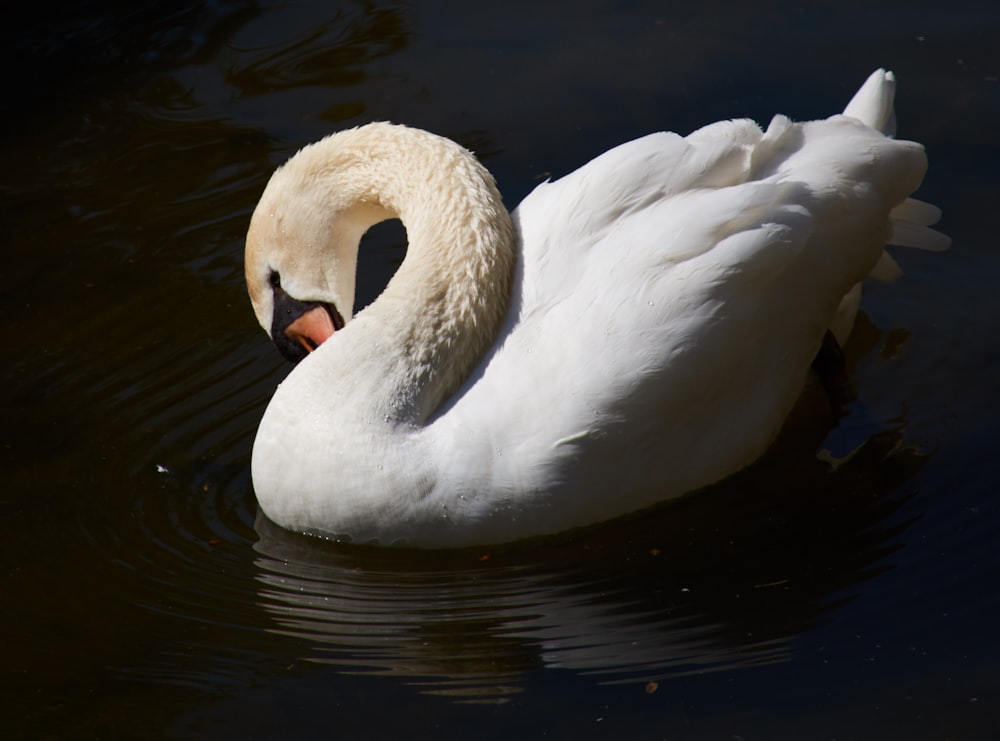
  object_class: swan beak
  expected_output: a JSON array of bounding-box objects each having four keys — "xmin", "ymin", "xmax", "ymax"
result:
[{"xmin": 285, "ymin": 306, "xmax": 337, "ymax": 355}]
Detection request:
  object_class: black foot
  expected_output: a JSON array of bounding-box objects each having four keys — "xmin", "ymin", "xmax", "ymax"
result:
[{"xmin": 812, "ymin": 330, "xmax": 849, "ymax": 421}]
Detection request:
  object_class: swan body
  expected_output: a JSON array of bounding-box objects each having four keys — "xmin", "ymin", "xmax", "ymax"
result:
[{"xmin": 245, "ymin": 70, "xmax": 947, "ymax": 547}]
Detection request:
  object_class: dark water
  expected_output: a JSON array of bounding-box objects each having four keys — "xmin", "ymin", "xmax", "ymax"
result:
[{"xmin": 3, "ymin": 1, "xmax": 999, "ymax": 738}]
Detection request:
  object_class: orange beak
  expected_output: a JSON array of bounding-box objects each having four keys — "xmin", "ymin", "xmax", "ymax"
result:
[{"xmin": 284, "ymin": 305, "xmax": 337, "ymax": 354}]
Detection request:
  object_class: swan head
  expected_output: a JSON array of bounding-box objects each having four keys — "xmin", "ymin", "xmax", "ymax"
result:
[
  {"xmin": 245, "ymin": 133, "xmax": 394, "ymax": 362},
  {"xmin": 246, "ymin": 122, "xmax": 516, "ymax": 406}
]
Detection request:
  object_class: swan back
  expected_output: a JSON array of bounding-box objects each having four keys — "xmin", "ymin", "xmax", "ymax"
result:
[{"xmin": 423, "ymin": 110, "xmax": 935, "ymax": 541}]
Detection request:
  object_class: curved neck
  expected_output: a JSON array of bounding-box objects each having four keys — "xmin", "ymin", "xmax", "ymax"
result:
[{"xmin": 309, "ymin": 124, "xmax": 517, "ymax": 424}]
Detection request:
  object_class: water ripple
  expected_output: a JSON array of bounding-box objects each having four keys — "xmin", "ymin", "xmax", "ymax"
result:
[{"xmin": 250, "ymin": 422, "xmax": 924, "ymax": 702}]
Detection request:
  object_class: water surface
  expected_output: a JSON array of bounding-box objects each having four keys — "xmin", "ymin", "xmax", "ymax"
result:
[{"xmin": 3, "ymin": 1, "xmax": 1000, "ymax": 738}]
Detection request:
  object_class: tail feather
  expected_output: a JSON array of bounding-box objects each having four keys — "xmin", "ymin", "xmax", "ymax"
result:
[
  {"xmin": 869, "ymin": 251, "xmax": 902, "ymax": 283},
  {"xmin": 891, "ymin": 197, "xmax": 942, "ymax": 227},
  {"xmin": 871, "ymin": 198, "xmax": 950, "ymax": 282},
  {"xmin": 843, "ymin": 68, "xmax": 897, "ymax": 136},
  {"xmin": 843, "ymin": 71, "xmax": 951, "ymax": 283},
  {"xmin": 890, "ymin": 218, "xmax": 952, "ymax": 253},
  {"xmin": 888, "ymin": 196, "xmax": 950, "ymax": 256}
]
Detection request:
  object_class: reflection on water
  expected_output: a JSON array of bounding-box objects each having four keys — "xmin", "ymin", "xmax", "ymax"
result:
[{"xmin": 252, "ymin": 408, "xmax": 924, "ymax": 703}]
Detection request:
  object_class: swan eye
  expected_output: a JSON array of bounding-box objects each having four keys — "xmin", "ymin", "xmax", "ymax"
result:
[{"xmin": 268, "ymin": 270, "xmax": 281, "ymax": 288}]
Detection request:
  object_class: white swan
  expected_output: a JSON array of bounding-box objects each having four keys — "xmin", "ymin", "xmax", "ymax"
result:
[{"xmin": 245, "ymin": 69, "xmax": 948, "ymax": 547}]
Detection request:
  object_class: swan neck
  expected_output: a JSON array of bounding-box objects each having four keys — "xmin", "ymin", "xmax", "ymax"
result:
[{"xmin": 339, "ymin": 125, "xmax": 516, "ymax": 423}]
